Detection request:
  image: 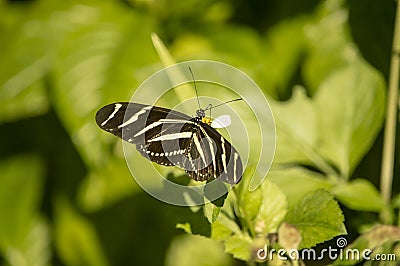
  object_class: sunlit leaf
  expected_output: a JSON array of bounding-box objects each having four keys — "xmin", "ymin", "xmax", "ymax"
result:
[
  {"xmin": 49, "ymin": 1, "xmax": 159, "ymax": 208},
  {"xmin": 268, "ymin": 166, "xmax": 332, "ymax": 208},
  {"xmin": 0, "ymin": 4, "xmax": 54, "ymax": 123},
  {"xmin": 211, "ymin": 213, "xmax": 241, "ymax": 241},
  {"xmin": 236, "ymin": 167, "xmax": 263, "ymax": 222},
  {"xmin": 285, "ymin": 189, "xmax": 347, "ymax": 249},
  {"xmin": 165, "ymin": 235, "xmax": 233, "ymax": 266},
  {"xmin": 271, "ymin": 57, "xmax": 385, "ymax": 179},
  {"xmin": 303, "ymin": 0, "xmax": 353, "ymax": 93},
  {"xmin": 332, "ymin": 179, "xmax": 384, "ymax": 212},
  {"xmin": 0, "ymin": 155, "xmax": 49, "ymax": 266},
  {"xmin": 224, "ymin": 234, "xmax": 253, "ymax": 261},
  {"xmin": 203, "ymin": 201, "xmax": 222, "ymax": 224},
  {"xmin": 254, "ymin": 179, "xmax": 287, "ymax": 235},
  {"xmin": 314, "ymin": 60, "xmax": 386, "ymax": 177},
  {"xmin": 0, "ymin": 155, "xmax": 44, "ymax": 247},
  {"xmin": 270, "ymin": 87, "xmax": 318, "ymax": 166},
  {"xmin": 263, "ymin": 17, "xmax": 309, "ymax": 98}
]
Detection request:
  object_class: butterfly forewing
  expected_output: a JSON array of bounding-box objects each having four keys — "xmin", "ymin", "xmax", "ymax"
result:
[
  {"xmin": 96, "ymin": 102, "xmax": 191, "ymax": 140},
  {"xmin": 96, "ymin": 102, "xmax": 243, "ymax": 184}
]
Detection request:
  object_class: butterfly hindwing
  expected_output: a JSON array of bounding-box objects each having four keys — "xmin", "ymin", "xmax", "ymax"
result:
[
  {"xmin": 183, "ymin": 120, "xmax": 242, "ymax": 184},
  {"xmin": 138, "ymin": 122, "xmax": 194, "ymax": 167}
]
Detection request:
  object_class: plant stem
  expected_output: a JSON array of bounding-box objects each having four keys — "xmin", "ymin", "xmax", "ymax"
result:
[{"xmin": 380, "ymin": 0, "xmax": 400, "ymax": 209}]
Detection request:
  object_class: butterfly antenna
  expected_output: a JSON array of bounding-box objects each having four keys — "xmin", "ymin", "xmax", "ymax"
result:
[
  {"xmin": 205, "ymin": 98, "xmax": 243, "ymax": 111},
  {"xmin": 188, "ymin": 66, "xmax": 201, "ymax": 110}
]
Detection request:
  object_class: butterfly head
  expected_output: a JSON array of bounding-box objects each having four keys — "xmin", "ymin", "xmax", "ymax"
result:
[
  {"xmin": 196, "ymin": 109, "xmax": 206, "ymax": 118},
  {"xmin": 196, "ymin": 109, "xmax": 212, "ymax": 125}
]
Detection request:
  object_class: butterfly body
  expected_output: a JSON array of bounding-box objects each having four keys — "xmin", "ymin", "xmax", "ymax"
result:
[{"xmin": 96, "ymin": 102, "xmax": 243, "ymax": 184}]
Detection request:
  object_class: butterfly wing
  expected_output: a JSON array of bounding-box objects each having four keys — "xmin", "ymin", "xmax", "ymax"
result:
[
  {"xmin": 211, "ymin": 115, "xmax": 231, "ymax": 128},
  {"xmin": 96, "ymin": 102, "xmax": 243, "ymax": 184},
  {"xmin": 183, "ymin": 120, "xmax": 243, "ymax": 184},
  {"xmin": 96, "ymin": 102, "xmax": 191, "ymax": 139},
  {"xmin": 96, "ymin": 102, "xmax": 193, "ymax": 166}
]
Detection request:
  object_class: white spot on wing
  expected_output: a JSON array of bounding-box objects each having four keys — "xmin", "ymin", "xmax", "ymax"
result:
[{"xmin": 211, "ymin": 115, "xmax": 231, "ymax": 128}]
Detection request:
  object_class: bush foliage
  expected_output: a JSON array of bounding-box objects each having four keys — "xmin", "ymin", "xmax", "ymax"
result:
[{"xmin": 0, "ymin": 0, "xmax": 398, "ymax": 265}]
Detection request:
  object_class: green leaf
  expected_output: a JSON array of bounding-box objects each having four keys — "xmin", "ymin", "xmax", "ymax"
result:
[
  {"xmin": 270, "ymin": 0, "xmax": 386, "ymax": 179},
  {"xmin": 392, "ymin": 193, "xmax": 400, "ymax": 209},
  {"xmin": 48, "ymin": 1, "xmax": 159, "ymax": 208},
  {"xmin": 0, "ymin": 76, "xmax": 49, "ymax": 124},
  {"xmin": 4, "ymin": 218, "xmax": 51, "ymax": 266},
  {"xmin": 0, "ymin": 155, "xmax": 50, "ymax": 266},
  {"xmin": 314, "ymin": 60, "xmax": 386, "ymax": 177},
  {"xmin": 77, "ymin": 159, "xmax": 138, "ymax": 212},
  {"xmin": 268, "ymin": 166, "xmax": 332, "ymax": 208},
  {"xmin": 202, "ymin": 180, "xmax": 229, "ymax": 223},
  {"xmin": 2, "ymin": 0, "xmax": 158, "ymax": 211},
  {"xmin": 211, "ymin": 220, "xmax": 233, "ymax": 241},
  {"xmin": 176, "ymin": 223, "xmax": 192, "ymax": 234},
  {"xmin": 262, "ymin": 17, "xmax": 308, "ymax": 98},
  {"xmin": 254, "ymin": 179, "xmax": 288, "ymax": 235},
  {"xmin": 224, "ymin": 234, "xmax": 253, "ymax": 261},
  {"xmin": 270, "ymin": 87, "xmax": 325, "ymax": 170},
  {"xmin": 211, "ymin": 213, "xmax": 242, "ymax": 241},
  {"xmin": 285, "ymin": 189, "xmax": 347, "ymax": 249},
  {"xmin": 54, "ymin": 197, "xmax": 109, "ymax": 266},
  {"xmin": 332, "ymin": 179, "xmax": 384, "ymax": 212},
  {"xmin": 272, "ymin": 57, "xmax": 386, "ymax": 179},
  {"xmin": 237, "ymin": 171, "xmax": 288, "ymax": 236},
  {"xmin": 203, "ymin": 202, "xmax": 222, "ymax": 224},
  {"xmin": 236, "ymin": 167, "xmax": 263, "ymax": 222},
  {"xmin": 152, "ymin": 33, "xmax": 196, "ymax": 105},
  {"xmin": 52, "ymin": 2, "xmax": 157, "ymax": 164},
  {"xmin": 303, "ymin": 0, "xmax": 353, "ymax": 93},
  {"xmin": 0, "ymin": 155, "xmax": 44, "ymax": 248},
  {"xmin": 0, "ymin": 4, "xmax": 52, "ymax": 123},
  {"xmin": 152, "ymin": 33, "xmax": 177, "ymax": 67},
  {"xmin": 165, "ymin": 235, "xmax": 233, "ymax": 266}
]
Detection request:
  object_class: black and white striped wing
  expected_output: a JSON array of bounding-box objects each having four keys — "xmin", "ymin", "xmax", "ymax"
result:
[
  {"xmin": 95, "ymin": 102, "xmax": 191, "ymax": 140},
  {"xmin": 95, "ymin": 102, "xmax": 243, "ymax": 184},
  {"xmin": 96, "ymin": 102, "xmax": 191, "ymax": 166},
  {"xmin": 183, "ymin": 121, "xmax": 243, "ymax": 184}
]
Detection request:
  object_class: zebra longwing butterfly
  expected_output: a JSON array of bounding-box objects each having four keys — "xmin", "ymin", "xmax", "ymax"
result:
[{"xmin": 95, "ymin": 102, "xmax": 243, "ymax": 185}]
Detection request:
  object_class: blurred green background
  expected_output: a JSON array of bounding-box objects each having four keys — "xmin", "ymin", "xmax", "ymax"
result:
[{"xmin": 0, "ymin": 0, "xmax": 397, "ymax": 265}]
